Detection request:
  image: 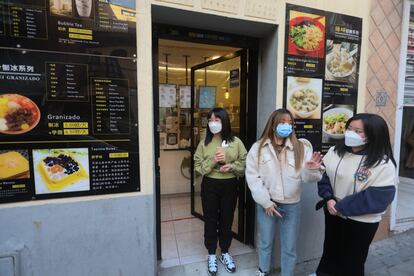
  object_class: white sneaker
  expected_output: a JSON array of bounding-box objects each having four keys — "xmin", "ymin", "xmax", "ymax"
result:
[
  {"xmin": 220, "ymin": 252, "xmax": 236, "ymax": 273},
  {"xmin": 207, "ymin": 254, "xmax": 217, "ymax": 276},
  {"xmin": 256, "ymin": 269, "xmax": 269, "ymax": 276},
  {"xmin": 308, "ymin": 273, "xmax": 317, "ymax": 276}
]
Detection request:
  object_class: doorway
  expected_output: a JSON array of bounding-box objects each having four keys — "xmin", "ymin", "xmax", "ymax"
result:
[
  {"xmin": 393, "ymin": 0, "xmax": 414, "ymax": 231},
  {"xmin": 190, "ymin": 50, "xmax": 247, "ymax": 241},
  {"xmin": 153, "ymin": 25, "xmax": 259, "ymax": 267}
]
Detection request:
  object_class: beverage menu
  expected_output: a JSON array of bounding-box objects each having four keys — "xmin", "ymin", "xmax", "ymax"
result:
[
  {"xmin": 0, "ymin": 0, "xmax": 138, "ymax": 204},
  {"xmin": 283, "ymin": 4, "xmax": 362, "ymax": 152},
  {"xmin": 0, "ymin": 0, "xmax": 136, "ymax": 57}
]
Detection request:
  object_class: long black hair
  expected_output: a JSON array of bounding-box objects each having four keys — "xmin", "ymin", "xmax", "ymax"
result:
[
  {"xmin": 204, "ymin": 107, "xmax": 234, "ymax": 146},
  {"xmin": 334, "ymin": 113, "xmax": 396, "ymax": 168}
]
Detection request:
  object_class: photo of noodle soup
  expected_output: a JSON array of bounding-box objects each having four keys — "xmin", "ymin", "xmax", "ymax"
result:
[
  {"xmin": 288, "ymin": 14, "xmax": 325, "ymax": 56},
  {"xmin": 322, "ymin": 107, "xmax": 354, "ymax": 140},
  {"xmin": 290, "ymin": 21, "xmax": 323, "ymax": 51}
]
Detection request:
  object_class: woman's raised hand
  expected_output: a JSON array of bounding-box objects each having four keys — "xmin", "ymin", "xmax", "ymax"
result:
[{"xmin": 305, "ymin": 151, "xmax": 323, "ymax": 170}]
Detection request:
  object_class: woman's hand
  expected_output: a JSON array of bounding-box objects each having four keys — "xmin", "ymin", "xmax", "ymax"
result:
[
  {"xmin": 212, "ymin": 151, "xmax": 225, "ymax": 165},
  {"xmin": 219, "ymin": 164, "xmax": 232, "ymax": 173},
  {"xmin": 305, "ymin": 152, "xmax": 323, "ymax": 170},
  {"xmin": 327, "ymin": 199, "xmax": 337, "ymax": 216},
  {"xmin": 265, "ymin": 203, "xmax": 283, "ymax": 218}
]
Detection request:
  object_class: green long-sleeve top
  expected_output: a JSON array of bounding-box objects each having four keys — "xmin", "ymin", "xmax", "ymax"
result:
[{"xmin": 194, "ymin": 136, "xmax": 247, "ymax": 179}]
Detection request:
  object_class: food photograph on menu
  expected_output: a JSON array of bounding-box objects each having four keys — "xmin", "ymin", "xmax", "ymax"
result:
[
  {"xmin": 33, "ymin": 148, "xmax": 90, "ymax": 194},
  {"xmin": 288, "ymin": 9, "xmax": 325, "ymax": 59},
  {"xmin": 0, "ymin": 94, "xmax": 41, "ymax": 134},
  {"xmin": 50, "ymin": 0, "xmax": 94, "ymax": 19},
  {"xmin": 0, "ymin": 150, "xmax": 30, "ymax": 180},
  {"xmin": 322, "ymin": 104, "xmax": 354, "ymax": 143},
  {"xmin": 287, "ymin": 76, "xmax": 322, "ymax": 120},
  {"xmin": 325, "ymin": 40, "xmax": 358, "ymax": 83}
]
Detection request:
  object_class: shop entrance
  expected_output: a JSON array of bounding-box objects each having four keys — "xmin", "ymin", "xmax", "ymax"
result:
[
  {"xmin": 393, "ymin": 2, "xmax": 414, "ymax": 231},
  {"xmin": 153, "ymin": 25, "xmax": 258, "ymax": 267},
  {"xmin": 190, "ymin": 50, "xmax": 247, "ymax": 241}
]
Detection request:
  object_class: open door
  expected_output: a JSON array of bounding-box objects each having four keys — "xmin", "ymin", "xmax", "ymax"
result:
[{"xmin": 190, "ymin": 50, "xmax": 247, "ymax": 242}]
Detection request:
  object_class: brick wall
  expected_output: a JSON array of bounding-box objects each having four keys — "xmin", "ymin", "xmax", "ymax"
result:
[{"xmin": 367, "ymin": 0, "xmax": 403, "ymax": 240}]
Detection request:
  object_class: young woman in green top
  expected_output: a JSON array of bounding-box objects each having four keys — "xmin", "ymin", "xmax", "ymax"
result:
[{"xmin": 194, "ymin": 107, "xmax": 247, "ymax": 276}]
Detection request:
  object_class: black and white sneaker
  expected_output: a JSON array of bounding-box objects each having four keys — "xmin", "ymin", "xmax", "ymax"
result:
[
  {"xmin": 207, "ymin": 254, "xmax": 218, "ymax": 276},
  {"xmin": 220, "ymin": 252, "xmax": 236, "ymax": 273},
  {"xmin": 256, "ymin": 268, "xmax": 269, "ymax": 276}
]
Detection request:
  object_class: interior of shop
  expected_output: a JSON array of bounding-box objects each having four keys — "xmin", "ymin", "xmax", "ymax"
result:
[
  {"xmin": 157, "ymin": 39, "xmax": 253, "ymax": 267},
  {"xmin": 396, "ymin": 106, "xmax": 414, "ymax": 226},
  {"xmin": 396, "ymin": 6, "xmax": 414, "ymax": 230}
]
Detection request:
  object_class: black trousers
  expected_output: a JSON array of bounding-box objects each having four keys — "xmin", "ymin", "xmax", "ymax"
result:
[
  {"xmin": 201, "ymin": 176, "xmax": 238, "ymax": 254},
  {"xmin": 316, "ymin": 209, "xmax": 379, "ymax": 276}
]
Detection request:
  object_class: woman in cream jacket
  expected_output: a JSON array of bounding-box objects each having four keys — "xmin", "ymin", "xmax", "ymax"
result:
[{"xmin": 246, "ymin": 109, "xmax": 323, "ymax": 276}]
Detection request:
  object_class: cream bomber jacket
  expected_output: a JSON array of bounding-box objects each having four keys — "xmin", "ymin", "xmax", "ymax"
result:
[{"xmin": 246, "ymin": 138, "xmax": 322, "ymax": 208}]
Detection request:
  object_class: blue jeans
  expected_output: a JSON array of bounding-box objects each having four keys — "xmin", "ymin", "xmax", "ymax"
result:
[{"xmin": 257, "ymin": 202, "xmax": 301, "ymax": 276}]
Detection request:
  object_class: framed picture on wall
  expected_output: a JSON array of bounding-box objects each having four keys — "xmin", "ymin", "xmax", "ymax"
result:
[
  {"xmin": 201, "ymin": 112, "xmax": 209, "ymax": 128},
  {"xmin": 199, "ymin": 86, "xmax": 216, "ymax": 109},
  {"xmin": 179, "ymin": 85, "xmax": 191, "ymax": 108},
  {"xmin": 159, "ymin": 84, "xmax": 177, "ymax": 108}
]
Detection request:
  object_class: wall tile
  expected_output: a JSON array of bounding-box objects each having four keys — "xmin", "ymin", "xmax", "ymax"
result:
[
  {"xmin": 377, "ymin": 43, "xmax": 392, "ymax": 63},
  {"xmin": 371, "ymin": 5, "xmax": 386, "ymax": 26},
  {"xmin": 369, "ymin": 53, "xmax": 383, "ymax": 73},
  {"xmin": 386, "ymin": 31, "xmax": 400, "ymax": 52},
  {"xmin": 370, "ymin": 29, "xmax": 385, "ymax": 50},
  {"xmin": 379, "ymin": 18, "xmax": 393, "ymax": 39},
  {"xmin": 380, "ymin": 0, "xmax": 395, "ymax": 15},
  {"xmin": 388, "ymin": 9, "xmax": 402, "ymax": 29}
]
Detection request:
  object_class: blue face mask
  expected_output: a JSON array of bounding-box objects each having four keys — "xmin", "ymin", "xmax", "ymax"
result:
[{"xmin": 275, "ymin": 123, "xmax": 293, "ymax": 138}]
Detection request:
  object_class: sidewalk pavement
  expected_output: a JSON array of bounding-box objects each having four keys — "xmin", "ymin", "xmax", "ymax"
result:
[{"xmin": 158, "ymin": 228, "xmax": 414, "ymax": 276}]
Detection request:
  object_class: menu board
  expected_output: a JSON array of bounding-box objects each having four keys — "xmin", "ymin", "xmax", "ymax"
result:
[
  {"xmin": 0, "ymin": 0, "xmax": 136, "ymax": 57},
  {"xmin": 0, "ymin": 47, "xmax": 138, "ymax": 203},
  {"xmin": 283, "ymin": 4, "xmax": 362, "ymax": 152}
]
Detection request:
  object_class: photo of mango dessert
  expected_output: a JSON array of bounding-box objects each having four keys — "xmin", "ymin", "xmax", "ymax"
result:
[{"xmin": 0, "ymin": 150, "xmax": 30, "ymax": 180}]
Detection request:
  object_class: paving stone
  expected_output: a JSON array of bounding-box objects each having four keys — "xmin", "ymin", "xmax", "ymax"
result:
[{"xmin": 159, "ymin": 229, "xmax": 414, "ymax": 276}]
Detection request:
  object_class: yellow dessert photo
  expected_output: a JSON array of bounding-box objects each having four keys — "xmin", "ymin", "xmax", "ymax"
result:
[{"xmin": 0, "ymin": 151, "xmax": 30, "ymax": 180}]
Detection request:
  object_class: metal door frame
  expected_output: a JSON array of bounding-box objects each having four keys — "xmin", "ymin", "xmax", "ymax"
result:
[{"xmin": 190, "ymin": 49, "xmax": 247, "ymax": 241}]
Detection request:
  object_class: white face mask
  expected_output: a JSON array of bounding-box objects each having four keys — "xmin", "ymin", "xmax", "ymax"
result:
[
  {"xmin": 208, "ymin": 121, "xmax": 222, "ymax": 134},
  {"xmin": 344, "ymin": 130, "xmax": 366, "ymax": 147}
]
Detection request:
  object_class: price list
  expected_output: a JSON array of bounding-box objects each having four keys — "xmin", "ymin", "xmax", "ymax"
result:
[
  {"xmin": 9, "ymin": 5, "xmax": 47, "ymax": 39},
  {"xmin": 46, "ymin": 62, "xmax": 88, "ymax": 101},
  {"xmin": 91, "ymin": 78, "xmax": 130, "ymax": 135},
  {"xmin": 96, "ymin": 1, "xmax": 129, "ymax": 32},
  {"xmin": 15, "ymin": 0, "xmax": 45, "ymax": 6}
]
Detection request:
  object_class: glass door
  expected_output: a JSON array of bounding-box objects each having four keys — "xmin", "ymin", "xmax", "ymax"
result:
[{"xmin": 190, "ymin": 50, "xmax": 247, "ymax": 241}]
